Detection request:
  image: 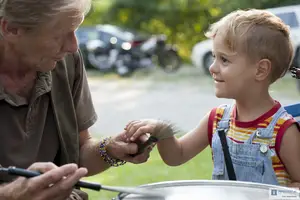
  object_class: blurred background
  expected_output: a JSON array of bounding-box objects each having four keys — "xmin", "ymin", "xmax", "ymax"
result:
[{"xmin": 78, "ymin": 0, "xmax": 300, "ymax": 199}]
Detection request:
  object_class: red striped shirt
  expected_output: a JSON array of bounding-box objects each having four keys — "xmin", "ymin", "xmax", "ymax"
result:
[{"xmin": 207, "ymin": 101, "xmax": 296, "ymax": 186}]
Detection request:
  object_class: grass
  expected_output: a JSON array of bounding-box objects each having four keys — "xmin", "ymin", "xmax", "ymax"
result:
[{"xmin": 83, "ymin": 147, "xmax": 213, "ymax": 200}]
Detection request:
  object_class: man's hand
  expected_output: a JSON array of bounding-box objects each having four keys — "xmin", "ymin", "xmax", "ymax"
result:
[
  {"xmin": 1, "ymin": 162, "xmax": 87, "ymax": 200},
  {"xmin": 106, "ymin": 131, "xmax": 154, "ymax": 164},
  {"xmin": 79, "ymin": 130, "xmax": 154, "ymax": 175}
]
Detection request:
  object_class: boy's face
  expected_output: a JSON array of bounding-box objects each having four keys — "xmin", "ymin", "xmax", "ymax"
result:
[{"xmin": 209, "ymin": 33, "xmax": 257, "ymax": 99}]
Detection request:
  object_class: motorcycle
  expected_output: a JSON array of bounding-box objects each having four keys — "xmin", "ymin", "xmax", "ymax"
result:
[
  {"xmin": 85, "ymin": 34, "xmax": 181, "ymax": 77},
  {"xmin": 116, "ymin": 34, "xmax": 181, "ymax": 76},
  {"xmin": 142, "ymin": 34, "xmax": 181, "ymax": 72},
  {"xmin": 85, "ymin": 38, "xmax": 119, "ymax": 72},
  {"xmin": 85, "ymin": 39, "xmax": 139, "ymax": 77}
]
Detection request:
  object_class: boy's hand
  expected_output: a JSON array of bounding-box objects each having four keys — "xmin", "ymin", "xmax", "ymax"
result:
[{"xmin": 124, "ymin": 119, "xmax": 176, "ymax": 142}]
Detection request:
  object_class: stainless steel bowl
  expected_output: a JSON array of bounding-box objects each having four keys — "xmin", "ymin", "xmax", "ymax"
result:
[{"xmin": 113, "ymin": 180, "xmax": 300, "ymax": 200}]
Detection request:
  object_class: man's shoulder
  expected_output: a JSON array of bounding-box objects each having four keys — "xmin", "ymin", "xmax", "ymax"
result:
[
  {"xmin": 64, "ymin": 51, "xmax": 81, "ymax": 66},
  {"xmin": 53, "ymin": 50, "xmax": 84, "ymax": 87},
  {"xmin": 59, "ymin": 50, "xmax": 82, "ymax": 72}
]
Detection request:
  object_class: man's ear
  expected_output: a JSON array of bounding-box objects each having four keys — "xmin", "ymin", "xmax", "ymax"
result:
[
  {"xmin": 0, "ymin": 18, "xmax": 20, "ymax": 40},
  {"xmin": 255, "ymin": 59, "xmax": 272, "ymax": 81}
]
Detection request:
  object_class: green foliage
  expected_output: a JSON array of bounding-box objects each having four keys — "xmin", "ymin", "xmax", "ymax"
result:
[{"xmin": 83, "ymin": 0, "xmax": 300, "ymax": 62}]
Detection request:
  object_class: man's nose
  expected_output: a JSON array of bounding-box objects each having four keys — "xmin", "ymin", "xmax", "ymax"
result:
[{"xmin": 64, "ymin": 32, "xmax": 79, "ymax": 54}]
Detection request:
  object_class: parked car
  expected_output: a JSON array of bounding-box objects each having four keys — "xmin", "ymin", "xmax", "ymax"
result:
[{"xmin": 191, "ymin": 5, "xmax": 300, "ymax": 75}]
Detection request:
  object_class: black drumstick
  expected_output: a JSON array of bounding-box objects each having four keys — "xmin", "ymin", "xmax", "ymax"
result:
[
  {"xmin": 131, "ymin": 136, "xmax": 158, "ymax": 157},
  {"xmin": 0, "ymin": 165, "xmax": 165, "ymax": 197},
  {"xmin": 0, "ymin": 166, "xmax": 101, "ymax": 191}
]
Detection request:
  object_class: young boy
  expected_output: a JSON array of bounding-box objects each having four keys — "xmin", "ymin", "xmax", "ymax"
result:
[{"xmin": 124, "ymin": 9, "xmax": 300, "ymax": 187}]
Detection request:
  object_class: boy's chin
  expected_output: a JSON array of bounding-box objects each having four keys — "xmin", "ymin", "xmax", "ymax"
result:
[{"xmin": 214, "ymin": 91, "xmax": 230, "ymax": 99}]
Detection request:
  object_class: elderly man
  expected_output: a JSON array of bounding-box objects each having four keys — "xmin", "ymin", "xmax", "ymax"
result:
[{"xmin": 0, "ymin": 0, "xmax": 151, "ymax": 199}]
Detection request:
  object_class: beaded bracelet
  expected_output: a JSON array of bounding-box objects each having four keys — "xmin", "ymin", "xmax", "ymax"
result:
[{"xmin": 99, "ymin": 137, "xmax": 126, "ymax": 167}]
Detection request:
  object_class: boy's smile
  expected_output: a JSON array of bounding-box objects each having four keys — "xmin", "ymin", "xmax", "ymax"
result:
[{"xmin": 212, "ymin": 73, "xmax": 225, "ymax": 83}]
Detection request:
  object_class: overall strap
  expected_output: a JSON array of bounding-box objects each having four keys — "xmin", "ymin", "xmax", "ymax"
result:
[
  {"xmin": 217, "ymin": 104, "xmax": 236, "ymax": 181},
  {"xmin": 256, "ymin": 106, "xmax": 287, "ymax": 139},
  {"xmin": 217, "ymin": 104, "xmax": 233, "ymax": 131}
]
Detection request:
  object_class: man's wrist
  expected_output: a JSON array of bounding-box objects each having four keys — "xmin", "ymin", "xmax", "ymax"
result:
[
  {"xmin": 98, "ymin": 137, "xmax": 126, "ymax": 167},
  {"xmin": 104, "ymin": 137, "xmax": 116, "ymax": 158}
]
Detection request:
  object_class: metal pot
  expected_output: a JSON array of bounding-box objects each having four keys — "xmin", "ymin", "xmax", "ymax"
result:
[{"xmin": 113, "ymin": 180, "xmax": 300, "ymax": 200}]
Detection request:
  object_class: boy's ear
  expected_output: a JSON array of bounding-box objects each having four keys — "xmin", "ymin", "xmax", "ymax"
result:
[{"xmin": 255, "ymin": 59, "xmax": 272, "ymax": 81}]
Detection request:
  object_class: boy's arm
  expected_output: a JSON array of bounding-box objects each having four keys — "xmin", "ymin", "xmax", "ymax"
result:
[
  {"xmin": 157, "ymin": 112, "xmax": 210, "ymax": 166},
  {"xmin": 279, "ymin": 123, "xmax": 300, "ymax": 188}
]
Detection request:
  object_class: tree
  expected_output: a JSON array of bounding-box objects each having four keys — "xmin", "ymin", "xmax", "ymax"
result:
[{"xmin": 84, "ymin": 0, "xmax": 300, "ymax": 61}]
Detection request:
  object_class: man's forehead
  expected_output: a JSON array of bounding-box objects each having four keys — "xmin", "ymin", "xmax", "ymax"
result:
[
  {"xmin": 48, "ymin": 12, "xmax": 84, "ymax": 31},
  {"xmin": 61, "ymin": 13, "xmax": 84, "ymax": 27}
]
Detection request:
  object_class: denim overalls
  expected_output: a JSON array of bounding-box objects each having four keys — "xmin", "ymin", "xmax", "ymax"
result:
[{"xmin": 211, "ymin": 104, "xmax": 286, "ymax": 185}]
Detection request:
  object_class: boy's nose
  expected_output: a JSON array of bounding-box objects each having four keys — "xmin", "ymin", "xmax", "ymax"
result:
[{"xmin": 209, "ymin": 60, "xmax": 218, "ymax": 75}]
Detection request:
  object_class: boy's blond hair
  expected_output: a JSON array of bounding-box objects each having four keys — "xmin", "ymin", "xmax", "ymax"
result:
[{"xmin": 205, "ymin": 9, "xmax": 294, "ymax": 83}]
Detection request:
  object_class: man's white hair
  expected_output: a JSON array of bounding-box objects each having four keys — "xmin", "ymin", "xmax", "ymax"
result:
[{"xmin": 0, "ymin": 0, "xmax": 91, "ymax": 36}]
